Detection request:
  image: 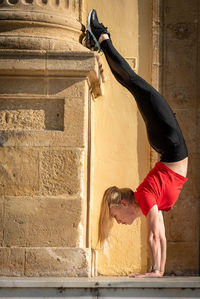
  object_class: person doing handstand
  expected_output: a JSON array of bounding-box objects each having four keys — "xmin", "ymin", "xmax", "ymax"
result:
[{"xmin": 86, "ymin": 9, "xmax": 188, "ymax": 278}]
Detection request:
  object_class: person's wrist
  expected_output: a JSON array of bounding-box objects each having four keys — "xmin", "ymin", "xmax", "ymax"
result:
[{"xmin": 151, "ymin": 265, "xmax": 160, "ymax": 272}]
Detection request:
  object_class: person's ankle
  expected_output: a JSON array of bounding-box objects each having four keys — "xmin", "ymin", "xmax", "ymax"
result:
[{"xmin": 98, "ymin": 33, "xmax": 109, "ymax": 44}]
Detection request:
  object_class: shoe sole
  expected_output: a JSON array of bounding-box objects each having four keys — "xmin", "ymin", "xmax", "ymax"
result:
[{"xmin": 86, "ymin": 9, "xmax": 101, "ymax": 52}]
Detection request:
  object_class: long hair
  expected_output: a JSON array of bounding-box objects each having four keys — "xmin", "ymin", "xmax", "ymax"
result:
[{"xmin": 97, "ymin": 186, "xmax": 134, "ymax": 248}]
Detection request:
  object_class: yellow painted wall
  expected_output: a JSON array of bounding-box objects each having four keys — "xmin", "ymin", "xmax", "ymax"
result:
[{"xmin": 82, "ymin": 0, "xmax": 152, "ymax": 275}]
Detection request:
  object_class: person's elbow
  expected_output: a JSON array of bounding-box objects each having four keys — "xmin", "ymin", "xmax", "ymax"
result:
[{"xmin": 148, "ymin": 231, "xmax": 160, "ymax": 245}]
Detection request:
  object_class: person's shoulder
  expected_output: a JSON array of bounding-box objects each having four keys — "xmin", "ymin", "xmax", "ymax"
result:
[{"xmin": 136, "ymin": 164, "xmax": 160, "ymax": 193}]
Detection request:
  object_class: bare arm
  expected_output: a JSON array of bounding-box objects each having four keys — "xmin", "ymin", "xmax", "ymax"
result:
[
  {"xmin": 130, "ymin": 205, "xmax": 164, "ymax": 278},
  {"xmin": 158, "ymin": 210, "xmax": 167, "ymax": 274},
  {"xmin": 147, "ymin": 205, "xmax": 161, "ymax": 275},
  {"xmin": 130, "ymin": 205, "xmax": 166, "ymax": 278}
]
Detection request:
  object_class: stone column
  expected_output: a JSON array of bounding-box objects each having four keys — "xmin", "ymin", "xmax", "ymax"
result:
[
  {"xmin": 0, "ymin": 0, "xmax": 83, "ymax": 50},
  {"xmin": 0, "ymin": 0, "xmax": 104, "ymax": 276}
]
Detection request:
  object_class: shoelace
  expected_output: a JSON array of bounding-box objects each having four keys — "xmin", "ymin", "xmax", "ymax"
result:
[{"xmin": 100, "ymin": 23, "xmax": 109, "ymax": 31}]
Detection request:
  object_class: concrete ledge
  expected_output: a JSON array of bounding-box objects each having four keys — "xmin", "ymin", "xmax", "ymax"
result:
[
  {"xmin": 0, "ymin": 276, "xmax": 200, "ymax": 288},
  {"xmin": 1, "ymin": 277, "xmax": 200, "ymax": 299}
]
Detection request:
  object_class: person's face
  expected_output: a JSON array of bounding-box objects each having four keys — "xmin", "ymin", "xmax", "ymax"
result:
[{"xmin": 109, "ymin": 200, "xmax": 134, "ymax": 225}]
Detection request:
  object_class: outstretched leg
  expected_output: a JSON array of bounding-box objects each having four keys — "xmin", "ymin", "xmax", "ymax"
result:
[
  {"xmin": 100, "ymin": 38, "xmax": 188, "ymax": 162},
  {"xmin": 86, "ymin": 10, "xmax": 188, "ymax": 162}
]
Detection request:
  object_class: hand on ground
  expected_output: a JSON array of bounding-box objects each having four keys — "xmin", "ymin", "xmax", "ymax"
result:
[{"xmin": 129, "ymin": 271, "xmax": 163, "ymax": 278}]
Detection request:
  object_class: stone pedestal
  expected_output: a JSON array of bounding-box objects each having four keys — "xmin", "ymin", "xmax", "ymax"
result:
[{"xmin": 0, "ymin": 0, "xmax": 104, "ymax": 277}]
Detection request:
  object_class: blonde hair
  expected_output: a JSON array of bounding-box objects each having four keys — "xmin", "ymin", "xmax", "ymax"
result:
[{"xmin": 97, "ymin": 186, "xmax": 134, "ymax": 247}]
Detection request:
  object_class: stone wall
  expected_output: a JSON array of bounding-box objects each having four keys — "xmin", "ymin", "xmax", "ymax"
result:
[
  {"xmin": 0, "ymin": 0, "xmax": 104, "ymax": 277},
  {"xmin": 154, "ymin": 0, "xmax": 200, "ymax": 275}
]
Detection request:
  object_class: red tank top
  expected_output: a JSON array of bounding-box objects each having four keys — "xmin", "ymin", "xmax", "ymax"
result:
[{"xmin": 134, "ymin": 162, "xmax": 188, "ymax": 216}]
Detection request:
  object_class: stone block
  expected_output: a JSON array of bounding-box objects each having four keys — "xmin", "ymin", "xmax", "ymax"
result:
[
  {"xmin": 0, "ymin": 69, "xmax": 87, "ymax": 99},
  {"xmin": 0, "ymin": 247, "xmax": 24, "ymax": 276},
  {"xmin": 166, "ymin": 22, "xmax": 197, "ymax": 43},
  {"xmin": 40, "ymin": 149, "xmax": 84, "ymax": 196},
  {"xmin": 0, "ymin": 97, "xmax": 64, "ymax": 131},
  {"xmin": 0, "ymin": 147, "xmax": 39, "ymax": 196},
  {"xmin": 0, "ymin": 96, "xmax": 87, "ymax": 147},
  {"xmin": 174, "ymin": 110, "xmax": 198, "ymax": 154},
  {"xmin": 0, "ymin": 77, "xmax": 47, "ymax": 95},
  {"xmin": 0, "ymin": 55, "xmax": 46, "ymax": 75},
  {"xmin": 0, "ymin": 109, "xmax": 45, "ymax": 130},
  {"xmin": 165, "ymin": 35, "xmax": 196, "ymax": 66},
  {"xmin": 25, "ymin": 248, "xmax": 90, "ymax": 277},
  {"xmin": 164, "ymin": 197, "xmax": 198, "ymax": 242},
  {"xmin": 165, "ymin": 242, "xmax": 198, "ymax": 275},
  {"xmin": 64, "ymin": 96, "xmax": 87, "ymax": 145},
  {"xmin": 3, "ymin": 197, "xmax": 83, "ymax": 247},
  {"xmin": 164, "ymin": 63, "xmax": 196, "ymax": 108},
  {"xmin": 181, "ymin": 157, "xmax": 200, "ymax": 199},
  {"xmin": 47, "ymin": 78, "xmax": 86, "ymax": 98},
  {"xmin": 164, "ymin": 24, "xmax": 197, "ymax": 110},
  {"xmin": 46, "ymin": 55, "xmax": 96, "ymax": 76},
  {"xmin": 164, "ymin": 1, "xmax": 198, "ymax": 23}
]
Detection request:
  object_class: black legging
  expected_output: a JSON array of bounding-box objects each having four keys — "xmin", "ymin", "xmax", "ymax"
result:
[{"xmin": 101, "ymin": 39, "xmax": 188, "ymax": 162}]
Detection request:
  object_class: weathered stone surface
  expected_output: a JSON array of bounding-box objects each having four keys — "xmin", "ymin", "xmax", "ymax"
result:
[
  {"xmin": 197, "ymin": 110, "xmax": 200, "ymax": 152},
  {"xmin": 25, "ymin": 248, "xmax": 90, "ymax": 277},
  {"xmin": 164, "ymin": 197, "xmax": 198, "ymax": 242},
  {"xmin": 0, "ymin": 76, "xmax": 86, "ymax": 97},
  {"xmin": 0, "ymin": 77, "xmax": 47, "ymax": 95},
  {"xmin": 0, "ymin": 55, "xmax": 46, "ymax": 74},
  {"xmin": 180, "ymin": 157, "xmax": 200, "ymax": 199},
  {"xmin": 46, "ymin": 56, "xmax": 96, "ymax": 75},
  {"xmin": 162, "ymin": 0, "xmax": 199, "ymax": 276},
  {"xmin": 163, "ymin": 13, "xmax": 197, "ymax": 109},
  {"xmin": 165, "ymin": 242, "xmax": 198, "ymax": 275},
  {"xmin": 40, "ymin": 149, "xmax": 84, "ymax": 196},
  {"xmin": 165, "ymin": 34, "xmax": 196, "ymax": 65},
  {"xmin": 0, "ymin": 199, "xmax": 3, "ymax": 246},
  {"xmin": 47, "ymin": 79, "xmax": 86, "ymax": 98},
  {"xmin": 0, "ymin": 52, "xmax": 96, "ymax": 76},
  {"xmin": 0, "ymin": 76, "xmax": 87, "ymax": 97},
  {"xmin": 0, "ymin": 109, "xmax": 45, "ymax": 130},
  {"xmin": 164, "ymin": 58, "xmax": 196, "ymax": 108},
  {"xmin": 0, "ymin": 0, "xmax": 104, "ymax": 279},
  {"xmin": 0, "ymin": 0, "xmax": 81, "ymax": 23},
  {"xmin": 64, "ymin": 97, "xmax": 87, "ymax": 145},
  {"xmin": 174, "ymin": 110, "xmax": 198, "ymax": 154},
  {"xmin": 3, "ymin": 197, "xmax": 83, "ymax": 247},
  {"xmin": 0, "ymin": 97, "xmax": 65, "ymax": 131},
  {"xmin": 0, "ymin": 147, "xmax": 39, "ymax": 196},
  {"xmin": 0, "ymin": 247, "xmax": 24, "ymax": 276},
  {"xmin": 0, "ymin": 36, "xmax": 88, "ymax": 51},
  {"xmin": 166, "ymin": 22, "xmax": 197, "ymax": 41},
  {"xmin": 0, "ymin": 93, "xmax": 87, "ymax": 148},
  {"xmin": 164, "ymin": 72, "xmax": 196, "ymax": 109},
  {"xmin": 0, "ymin": 98, "xmax": 88, "ymax": 147},
  {"xmin": 165, "ymin": 0, "xmax": 198, "ymax": 23},
  {"xmin": 0, "ymin": 0, "xmax": 83, "ymax": 51}
]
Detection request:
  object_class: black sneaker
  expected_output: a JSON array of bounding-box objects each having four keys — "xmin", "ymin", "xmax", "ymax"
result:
[{"xmin": 86, "ymin": 9, "xmax": 110, "ymax": 52}]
